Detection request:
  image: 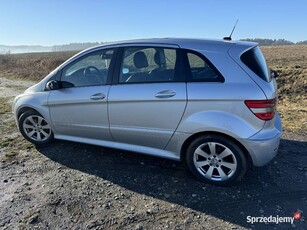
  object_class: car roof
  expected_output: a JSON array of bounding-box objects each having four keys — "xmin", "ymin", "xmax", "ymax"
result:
[
  {"xmin": 62, "ymin": 38, "xmax": 258, "ymax": 69},
  {"xmin": 91, "ymin": 38, "xmax": 257, "ymax": 51}
]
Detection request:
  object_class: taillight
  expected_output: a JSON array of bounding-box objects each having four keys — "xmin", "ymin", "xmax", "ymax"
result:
[{"xmin": 245, "ymin": 99, "xmax": 276, "ymax": 121}]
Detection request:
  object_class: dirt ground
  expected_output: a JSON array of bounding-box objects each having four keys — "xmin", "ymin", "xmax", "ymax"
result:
[{"xmin": 0, "ymin": 76, "xmax": 306, "ymax": 230}]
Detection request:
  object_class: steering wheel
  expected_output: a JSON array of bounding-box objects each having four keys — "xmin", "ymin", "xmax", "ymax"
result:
[{"xmin": 83, "ymin": 66, "xmax": 101, "ymax": 78}]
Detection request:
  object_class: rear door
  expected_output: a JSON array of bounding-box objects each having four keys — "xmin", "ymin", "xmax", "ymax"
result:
[{"xmin": 108, "ymin": 46, "xmax": 187, "ymax": 149}]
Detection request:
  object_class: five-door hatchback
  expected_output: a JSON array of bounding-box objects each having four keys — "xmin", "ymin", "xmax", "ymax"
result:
[{"xmin": 13, "ymin": 38, "xmax": 282, "ymax": 186}]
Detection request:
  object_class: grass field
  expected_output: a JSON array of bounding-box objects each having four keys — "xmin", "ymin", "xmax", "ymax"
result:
[{"xmin": 0, "ymin": 45, "xmax": 306, "ymax": 133}]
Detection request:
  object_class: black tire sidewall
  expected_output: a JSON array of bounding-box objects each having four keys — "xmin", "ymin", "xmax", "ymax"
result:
[
  {"xmin": 186, "ymin": 135, "xmax": 247, "ymax": 186},
  {"xmin": 18, "ymin": 110, "xmax": 54, "ymax": 145}
]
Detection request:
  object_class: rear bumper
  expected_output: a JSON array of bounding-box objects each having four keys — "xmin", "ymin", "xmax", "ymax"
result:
[{"xmin": 240, "ymin": 114, "xmax": 282, "ymax": 167}]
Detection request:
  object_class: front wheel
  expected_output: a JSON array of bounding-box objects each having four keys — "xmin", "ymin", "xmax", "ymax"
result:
[
  {"xmin": 18, "ymin": 110, "xmax": 54, "ymax": 145},
  {"xmin": 186, "ymin": 135, "xmax": 247, "ymax": 186}
]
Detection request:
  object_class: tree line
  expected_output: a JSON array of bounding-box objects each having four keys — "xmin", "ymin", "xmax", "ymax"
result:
[{"xmin": 240, "ymin": 38, "xmax": 307, "ymax": 46}]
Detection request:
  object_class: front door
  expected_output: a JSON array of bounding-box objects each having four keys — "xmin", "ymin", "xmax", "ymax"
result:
[{"xmin": 48, "ymin": 48, "xmax": 115, "ymax": 140}]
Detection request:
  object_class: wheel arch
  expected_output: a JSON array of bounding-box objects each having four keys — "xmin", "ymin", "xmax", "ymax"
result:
[
  {"xmin": 180, "ymin": 131, "xmax": 252, "ymax": 166},
  {"xmin": 17, "ymin": 106, "xmax": 41, "ymax": 119},
  {"xmin": 18, "ymin": 108, "xmax": 54, "ymax": 145}
]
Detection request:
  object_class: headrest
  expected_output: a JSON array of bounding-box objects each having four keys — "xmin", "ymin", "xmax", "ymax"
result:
[
  {"xmin": 133, "ymin": 51, "xmax": 148, "ymax": 68},
  {"xmin": 154, "ymin": 51, "xmax": 166, "ymax": 66}
]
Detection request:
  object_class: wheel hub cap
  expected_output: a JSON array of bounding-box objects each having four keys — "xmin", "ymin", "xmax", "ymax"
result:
[{"xmin": 210, "ymin": 158, "xmax": 218, "ymax": 166}]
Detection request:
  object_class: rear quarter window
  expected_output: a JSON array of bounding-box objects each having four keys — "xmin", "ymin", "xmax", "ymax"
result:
[
  {"xmin": 184, "ymin": 50, "xmax": 224, "ymax": 83},
  {"xmin": 241, "ymin": 47, "xmax": 271, "ymax": 82}
]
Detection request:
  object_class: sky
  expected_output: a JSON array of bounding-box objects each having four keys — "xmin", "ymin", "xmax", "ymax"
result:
[{"xmin": 0, "ymin": 0, "xmax": 306, "ymax": 46}]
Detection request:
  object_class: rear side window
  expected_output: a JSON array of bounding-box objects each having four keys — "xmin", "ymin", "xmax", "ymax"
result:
[
  {"xmin": 119, "ymin": 47, "xmax": 181, "ymax": 84},
  {"xmin": 241, "ymin": 47, "xmax": 271, "ymax": 82},
  {"xmin": 185, "ymin": 51, "xmax": 224, "ymax": 82}
]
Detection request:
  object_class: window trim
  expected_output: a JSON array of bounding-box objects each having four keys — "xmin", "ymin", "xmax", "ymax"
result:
[
  {"xmin": 182, "ymin": 49, "xmax": 225, "ymax": 83},
  {"xmin": 113, "ymin": 46, "xmax": 185, "ymax": 85}
]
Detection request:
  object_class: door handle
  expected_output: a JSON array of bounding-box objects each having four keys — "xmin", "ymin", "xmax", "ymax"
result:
[
  {"xmin": 90, "ymin": 93, "xmax": 106, "ymax": 100},
  {"xmin": 155, "ymin": 90, "xmax": 176, "ymax": 98}
]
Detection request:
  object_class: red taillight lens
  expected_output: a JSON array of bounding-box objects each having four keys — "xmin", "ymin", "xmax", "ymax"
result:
[{"xmin": 245, "ymin": 99, "xmax": 276, "ymax": 121}]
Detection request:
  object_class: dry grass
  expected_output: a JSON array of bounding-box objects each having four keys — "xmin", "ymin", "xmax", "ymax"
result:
[
  {"xmin": 0, "ymin": 97, "xmax": 11, "ymax": 113},
  {"xmin": 0, "ymin": 51, "xmax": 77, "ymax": 81},
  {"xmin": 0, "ymin": 97, "xmax": 34, "ymax": 161},
  {"xmin": 278, "ymin": 101, "xmax": 307, "ymax": 133}
]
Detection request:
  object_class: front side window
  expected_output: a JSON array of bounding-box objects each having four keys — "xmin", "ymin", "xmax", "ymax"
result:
[
  {"xmin": 61, "ymin": 49, "xmax": 114, "ymax": 87},
  {"xmin": 119, "ymin": 47, "xmax": 178, "ymax": 83},
  {"xmin": 186, "ymin": 51, "xmax": 223, "ymax": 82}
]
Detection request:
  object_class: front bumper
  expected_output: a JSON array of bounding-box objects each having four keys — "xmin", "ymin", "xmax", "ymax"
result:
[
  {"xmin": 12, "ymin": 96, "xmax": 20, "ymax": 125},
  {"xmin": 240, "ymin": 113, "xmax": 282, "ymax": 167}
]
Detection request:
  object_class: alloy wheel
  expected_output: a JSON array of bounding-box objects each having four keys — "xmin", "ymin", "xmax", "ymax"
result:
[
  {"xmin": 193, "ymin": 142, "xmax": 237, "ymax": 181},
  {"xmin": 23, "ymin": 115, "xmax": 51, "ymax": 142}
]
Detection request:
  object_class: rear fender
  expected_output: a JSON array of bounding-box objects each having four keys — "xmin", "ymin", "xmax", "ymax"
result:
[{"xmin": 177, "ymin": 110, "xmax": 263, "ymax": 139}]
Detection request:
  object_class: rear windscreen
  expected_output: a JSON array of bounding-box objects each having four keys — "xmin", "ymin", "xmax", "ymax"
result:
[{"xmin": 241, "ymin": 47, "xmax": 271, "ymax": 82}]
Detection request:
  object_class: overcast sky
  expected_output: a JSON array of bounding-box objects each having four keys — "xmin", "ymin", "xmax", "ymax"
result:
[{"xmin": 1, "ymin": 0, "xmax": 306, "ymax": 45}]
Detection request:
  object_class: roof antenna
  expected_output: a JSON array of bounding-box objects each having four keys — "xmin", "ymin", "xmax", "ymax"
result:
[{"xmin": 223, "ymin": 19, "xmax": 238, "ymax": 41}]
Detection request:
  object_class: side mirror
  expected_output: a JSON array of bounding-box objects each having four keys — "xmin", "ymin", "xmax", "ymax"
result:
[
  {"xmin": 61, "ymin": 81, "xmax": 75, "ymax": 88},
  {"xmin": 46, "ymin": 80, "xmax": 75, "ymax": 90},
  {"xmin": 46, "ymin": 80, "xmax": 60, "ymax": 90},
  {"xmin": 271, "ymin": 69, "xmax": 279, "ymax": 78}
]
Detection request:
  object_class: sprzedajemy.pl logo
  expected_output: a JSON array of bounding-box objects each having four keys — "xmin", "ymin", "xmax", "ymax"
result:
[{"xmin": 247, "ymin": 212, "xmax": 302, "ymax": 225}]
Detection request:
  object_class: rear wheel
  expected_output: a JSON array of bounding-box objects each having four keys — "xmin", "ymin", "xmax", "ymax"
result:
[
  {"xmin": 186, "ymin": 135, "xmax": 247, "ymax": 186},
  {"xmin": 18, "ymin": 110, "xmax": 54, "ymax": 145}
]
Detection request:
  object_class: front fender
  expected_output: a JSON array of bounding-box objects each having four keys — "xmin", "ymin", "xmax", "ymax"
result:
[{"xmin": 13, "ymin": 92, "xmax": 53, "ymax": 131}]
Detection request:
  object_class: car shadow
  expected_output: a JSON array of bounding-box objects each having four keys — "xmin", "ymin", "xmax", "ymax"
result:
[{"xmin": 37, "ymin": 138, "xmax": 307, "ymax": 228}]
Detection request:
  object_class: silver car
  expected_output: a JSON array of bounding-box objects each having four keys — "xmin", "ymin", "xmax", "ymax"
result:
[{"xmin": 13, "ymin": 38, "xmax": 282, "ymax": 186}]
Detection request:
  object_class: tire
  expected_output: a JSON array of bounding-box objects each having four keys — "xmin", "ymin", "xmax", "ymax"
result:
[
  {"xmin": 18, "ymin": 110, "xmax": 54, "ymax": 145},
  {"xmin": 186, "ymin": 135, "xmax": 247, "ymax": 186}
]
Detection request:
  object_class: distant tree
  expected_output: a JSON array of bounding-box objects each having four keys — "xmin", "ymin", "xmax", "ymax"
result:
[
  {"xmin": 0, "ymin": 50, "xmax": 16, "ymax": 65},
  {"xmin": 272, "ymin": 39, "xmax": 294, "ymax": 46}
]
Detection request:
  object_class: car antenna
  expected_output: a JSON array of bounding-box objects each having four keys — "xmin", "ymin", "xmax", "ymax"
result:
[{"xmin": 223, "ymin": 19, "xmax": 239, "ymax": 41}]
